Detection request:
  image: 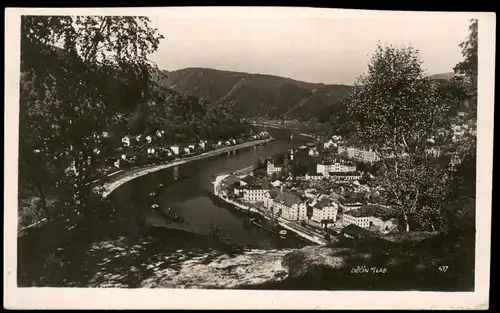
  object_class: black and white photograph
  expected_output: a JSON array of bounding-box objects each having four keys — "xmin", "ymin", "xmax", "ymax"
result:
[{"xmin": 5, "ymin": 7, "xmax": 494, "ymax": 310}]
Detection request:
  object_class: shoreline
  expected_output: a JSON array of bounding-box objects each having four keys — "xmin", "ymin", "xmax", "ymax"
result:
[
  {"xmin": 212, "ymin": 174, "xmax": 328, "ymax": 245},
  {"xmin": 102, "ymin": 137, "xmax": 274, "ymax": 198}
]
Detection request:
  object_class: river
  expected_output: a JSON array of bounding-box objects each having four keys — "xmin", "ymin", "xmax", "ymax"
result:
[{"xmin": 110, "ymin": 133, "xmax": 310, "ymax": 250}]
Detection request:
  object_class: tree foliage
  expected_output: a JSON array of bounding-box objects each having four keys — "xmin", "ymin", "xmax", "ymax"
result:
[
  {"xmin": 20, "ymin": 16, "xmax": 165, "ymax": 228},
  {"xmin": 453, "ymin": 19, "xmax": 478, "ymax": 115},
  {"xmin": 344, "ymin": 43, "xmax": 464, "ymax": 232},
  {"xmin": 19, "ymin": 15, "xmax": 257, "ymax": 233}
]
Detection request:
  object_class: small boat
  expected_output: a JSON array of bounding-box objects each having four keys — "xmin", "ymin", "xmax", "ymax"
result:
[
  {"xmin": 160, "ymin": 207, "xmax": 172, "ymax": 214},
  {"xmin": 279, "ymin": 230, "xmax": 287, "ymax": 236}
]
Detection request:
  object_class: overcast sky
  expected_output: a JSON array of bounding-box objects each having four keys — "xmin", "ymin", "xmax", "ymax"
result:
[{"xmin": 148, "ymin": 8, "xmax": 472, "ymax": 85}]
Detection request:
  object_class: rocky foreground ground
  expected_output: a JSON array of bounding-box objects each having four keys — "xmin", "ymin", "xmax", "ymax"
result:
[{"xmin": 18, "ymin": 224, "xmax": 474, "ymax": 291}]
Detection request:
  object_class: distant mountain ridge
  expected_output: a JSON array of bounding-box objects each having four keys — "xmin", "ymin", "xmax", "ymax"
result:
[
  {"xmin": 157, "ymin": 67, "xmax": 353, "ymax": 121},
  {"xmin": 157, "ymin": 68, "xmax": 460, "ymax": 122},
  {"xmin": 428, "ymin": 72, "xmax": 457, "ymax": 81}
]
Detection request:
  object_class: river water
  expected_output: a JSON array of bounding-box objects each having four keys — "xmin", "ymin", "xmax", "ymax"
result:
[{"xmin": 110, "ymin": 132, "xmax": 311, "ymax": 250}]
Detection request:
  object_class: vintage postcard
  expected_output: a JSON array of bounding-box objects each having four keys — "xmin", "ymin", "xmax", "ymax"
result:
[{"xmin": 4, "ymin": 7, "xmax": 494, "ymax": 310}]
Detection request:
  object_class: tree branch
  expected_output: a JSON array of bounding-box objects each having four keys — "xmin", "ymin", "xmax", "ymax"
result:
[{"xmin": 83, "ymin": 18, "xmax": 108, "ymax": 63}]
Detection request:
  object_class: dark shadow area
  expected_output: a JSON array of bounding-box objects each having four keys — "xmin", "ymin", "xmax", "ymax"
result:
[
  {"xmin": 236, "ymin": 229, "xmax": 475, "ymax": 291},
  {"xmin": 18, "ymin": 222, "xmax": 248, "ymax": 288}
]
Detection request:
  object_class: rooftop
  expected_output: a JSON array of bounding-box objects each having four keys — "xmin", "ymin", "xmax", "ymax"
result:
[
  {"xmin": 345, "ymin": 204, "xmax": 396, "ymax": 219},
  {"xmin": 314, "ymin": 199, "xmax": 333, "ymax": 209},
  {"xmin": 342, "ymin": 224, "xmax": 372, "ymax": 237},
  {"xmin": 222, "ymin": 175, "xmax": 242, "ymax": 187},
  {"xmin": 274, "ymin": 191, "xmax": 304, "ymax": 207},
  {"xmin": 320, "ymin": 158, "xmax": 355, "ymax": 166},
  {"xmin": 268, "ymin": 190, "xmax": 279, "ymax": 198},
  {"xmin": 339, "ymin": 199, "xmax": 363, "ymax": 206},
  {"xmin": 242, "ymin": 183, "xmax": 270, "ymax": 190},
  {"xmin": 241, "ymin": 175, "xmax": 258, "ymax": 185},
  {"xmin": 306, "ymin": 172, "xmax": 324, "ymax": 177},
  {"xmin": 329, "ymin": 171, "xmax": 361, "ymax": 176}
]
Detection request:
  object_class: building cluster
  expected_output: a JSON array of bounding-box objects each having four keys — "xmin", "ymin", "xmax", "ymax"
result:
[
  {"xmin": 218, "ymin": 170, "xmax": 397, "ymax": 236},
  {"xmin": 111, "ymin": 130, "xmax": 270, "ymax": 170},
  {"xmin": 215, "ymin": 133, "xmax": 401, "ymax": 239},
  {"xmin": 341, "ymin": 204, "xmax": 398, "ymax": 233},
  {"xmin": 266, "ymin": 157, "xmax": 362, "ymax": 182},
  {"xmin": 337, "ymin": 146, "xmax": 380, "ymax": 163}
]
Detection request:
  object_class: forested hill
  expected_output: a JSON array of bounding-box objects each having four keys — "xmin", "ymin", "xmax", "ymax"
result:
[
  {"xmin": 157, "ymin": 67, "xmax": 353, "ymax": 121},
  {"xmin": 128, "ymin": 84, "xmax": 250, "ymax": 143}
]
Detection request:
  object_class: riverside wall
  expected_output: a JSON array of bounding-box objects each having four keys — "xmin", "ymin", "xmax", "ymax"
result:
[{"xmin": 213, "ymin": 174, "xmax": 327, "ymax": 245}]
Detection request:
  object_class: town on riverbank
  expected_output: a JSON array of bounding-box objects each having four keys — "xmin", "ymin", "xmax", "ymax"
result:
[
  {"xmin": 212, "ymin": 135, "xmax": 403, "ymax": 245},
  {"xmin": 13, "ymin": 12, "xmax": 484, "ymax": 301}
]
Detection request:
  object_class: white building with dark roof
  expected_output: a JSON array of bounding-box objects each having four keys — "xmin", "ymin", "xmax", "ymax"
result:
[
  {"xmin": 311, "ymin": 199, "xmax": 338, "ymax": 226},
  {"xmin": 328, "ymin": 171, "xmax": 362, "ymax": 181},
  {"xmin": 338, "ymin": 146, "xmax": 380, "ymax": 163},
  {"xmin": 268, "ymin": 191, "xmax": 307, "ymax": 221},
  {"xmin": 317, "ymin": 159, "xmax": 356, "ymax": 174},
  {"xmin": 267, "ymin": 160, "xmax": 282, "ymax": 175}
]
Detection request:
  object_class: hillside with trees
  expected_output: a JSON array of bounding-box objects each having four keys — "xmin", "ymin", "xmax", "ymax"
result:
[
  {"xmin": 158, "ymin": 67, "xmax": 353, "ymax": 121},
  {"xmin": 18, "ymin": 16, "xmax": 253, "ymax": 232}
]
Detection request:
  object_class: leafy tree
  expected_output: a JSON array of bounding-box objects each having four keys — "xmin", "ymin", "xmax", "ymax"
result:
[
  {"xmin": 19, "ymin": 16, "xmax": 164, "ymax": 231},
  {"xmin": 344, "ymin": 43, "xmax": 461, "ymax": 232},
  {"xmin": 442, "ymin": 18, "xmax": 478, "ymax": 234},
  {"xmin": 453, "ymin": 19, "xmax": 478, "ymax": 116}
]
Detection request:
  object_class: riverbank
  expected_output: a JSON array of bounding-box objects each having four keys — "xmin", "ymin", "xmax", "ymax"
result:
[
  {"xmin": 212, "ymin": 174, "xmax": 328, "ymax": 245},
  {"xmin": 102, "ymin": 137, "xmax": 274, "ymax": 198}
]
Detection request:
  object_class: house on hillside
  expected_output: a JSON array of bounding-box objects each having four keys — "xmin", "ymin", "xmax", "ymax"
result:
[
  {"xmin": 170, "ymin": 145, "xmax": 180, "ymax": 155},
  {"xmin": 199, "ymin": 140, "xmax": 207, "ymax": 150},
  {"xmin": 308, "ymin": 148, "xmax": 319, "ymax": 157},
  {"xmin": 338, "ymin": 146, "xmax": 380, "ymax": 163},
  {"xmin": 146, "ymin": 135, "xmax": 152, "ymax": 144},
  {"xmin": 121, "ymin": 135, "xmax": 133, "ymax": 147},
  {"xmin": 323, "ymin": 139, "xmax": 335, "ymax": 149}
]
